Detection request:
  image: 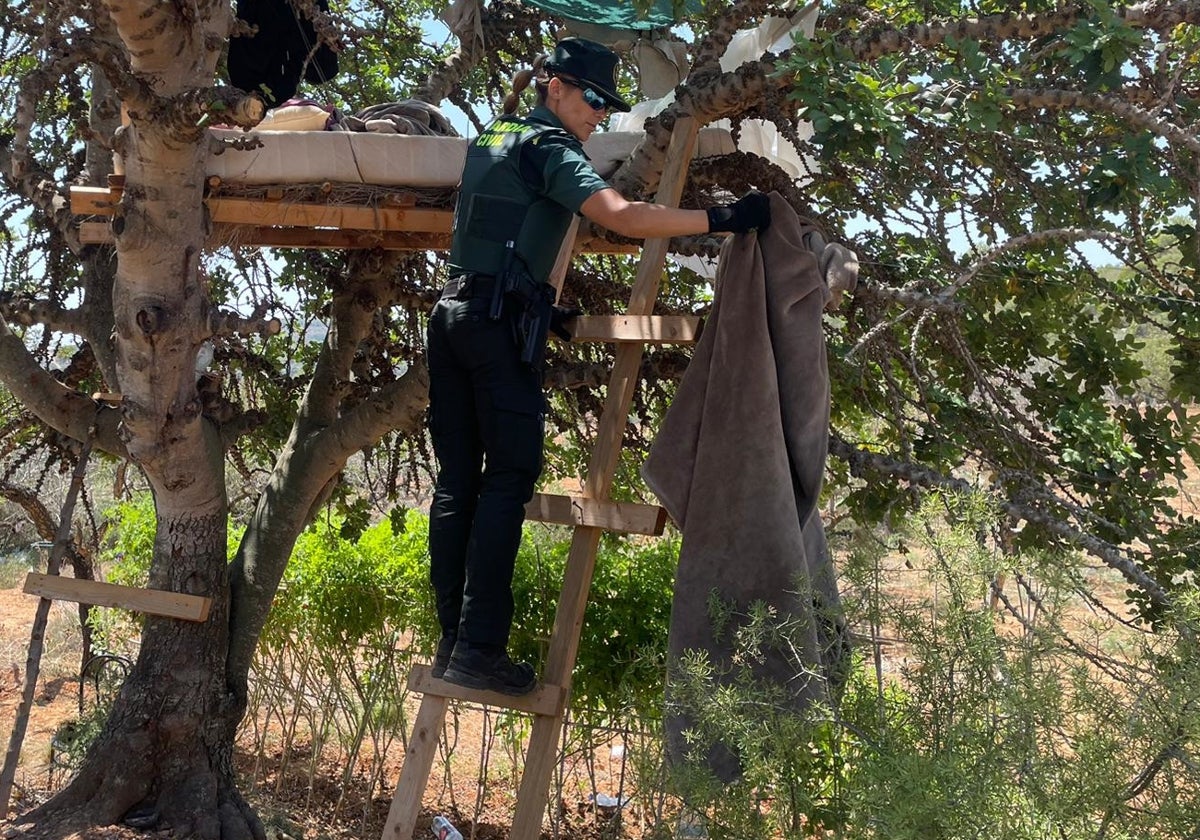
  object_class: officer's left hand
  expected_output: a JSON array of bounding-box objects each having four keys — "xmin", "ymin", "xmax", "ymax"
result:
[{"xmin": 550, "ymin": 305, "xmax": 583, "ymax": 341}]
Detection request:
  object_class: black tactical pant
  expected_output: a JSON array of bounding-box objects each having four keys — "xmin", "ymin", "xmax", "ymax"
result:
[{"xmin": 426, "ymin": 289, "xmax": 545, "ymax": 650}]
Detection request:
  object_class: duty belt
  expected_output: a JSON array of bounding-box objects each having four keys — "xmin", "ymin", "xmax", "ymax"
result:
[{"xmin": 441, "ymin": 274, "xmax": 498, "ymax": 300}]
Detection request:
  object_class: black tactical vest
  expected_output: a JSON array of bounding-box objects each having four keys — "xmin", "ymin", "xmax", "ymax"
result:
[{"xmin": 447, "ymin": 114, "xmax": 581, "ymax": 285}]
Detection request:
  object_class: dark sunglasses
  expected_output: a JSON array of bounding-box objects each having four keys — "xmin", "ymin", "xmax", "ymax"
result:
[{"xmin": 556, "ymin": 76, "xmax": 609, "ymax": 112}]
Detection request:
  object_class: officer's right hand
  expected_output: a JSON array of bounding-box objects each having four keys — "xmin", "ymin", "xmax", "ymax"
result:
[{"xmin": 706, "ymin": 190, "xmax": 771, "ymax": 234}]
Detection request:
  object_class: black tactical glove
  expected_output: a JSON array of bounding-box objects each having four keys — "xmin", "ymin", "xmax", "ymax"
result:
[
  {"xmin": 550, "ymin": 305, "xmax": 583, "ymax": 341},
  {"xmin": 706, "ymin": 190, "xmax": 771, "ymax": 234}
]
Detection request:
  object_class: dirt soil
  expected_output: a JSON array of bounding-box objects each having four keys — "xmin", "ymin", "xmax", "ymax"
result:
[{"xmin": 0, "ymin": 586, "xmax": 637, "ymax": 840}]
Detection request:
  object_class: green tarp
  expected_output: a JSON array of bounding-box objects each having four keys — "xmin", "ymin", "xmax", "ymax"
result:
[{"xmin": 521, "ymin": 0, "xmax": 703, "ymax": 30}]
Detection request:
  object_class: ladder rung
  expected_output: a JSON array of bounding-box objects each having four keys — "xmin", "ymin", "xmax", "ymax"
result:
[
  {"xmin": 23, "ymin": 572, "xmax": 212, "ymax": 622},
  {"xmin": 568, "ymin": 315, "xmax": 699, "ymax": 344},
  {"xmin": 524, "ymin": 493, "xmax": 667, "ymax": 536},
  {"xmin": 407, "ymin": 665, "xmax": 565, "ymax": 716}
]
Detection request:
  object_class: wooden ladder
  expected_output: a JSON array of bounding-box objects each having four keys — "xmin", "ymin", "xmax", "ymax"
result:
[{"xmin": 383, "ymin": 116, "xmax": 701, "ymax": 840}]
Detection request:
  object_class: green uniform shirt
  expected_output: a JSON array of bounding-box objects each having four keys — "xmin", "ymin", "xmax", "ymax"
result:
[{"xmin": 447, "ymin": 105, "xmax": 610, "ymax": 285}]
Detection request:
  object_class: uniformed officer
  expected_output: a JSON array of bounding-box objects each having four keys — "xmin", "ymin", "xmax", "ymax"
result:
[{"xmin": 427, "ymin": 37, "xmax": 771, "ymax": 695}]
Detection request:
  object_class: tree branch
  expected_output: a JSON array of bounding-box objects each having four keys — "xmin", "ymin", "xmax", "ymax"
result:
[
  {"xmin": 0, "ymin": 295, "xmax": 90, "ymax": 337},
  {"xmin": 151, "ymin": 86, "xmax": 265, "ymax": 139},
  {"xmin": 689, "ymin": 0, "xmax": 780, "ymax": 71},
  {"xmin": 324, "ymin": 359, "xmax": 431, "ymax": 458},
  {"xmin": 1008, "ymin": 87, "xmax": 1200, "ymax": 155},
  {"xmin": 303, "ymin": 253, "xmax": 403, "ymax": 426},
  {"xmin": 208, "ymin": 304, "xmax": 281, "ymax": 339},
  {"xmin": 828, "ymin": 435, "xmax": 1172, "ymax": 608},
  {"xmin": 843, "ymin": 1, "xmax": 1200, "ymax": 63},
  {"xmin": 937, "ymin": 228, "xmax": 1132, "ymax": 302},
  {"xmin": 0, "ymin": 317, "xmax": 127, "ymax": 459}
]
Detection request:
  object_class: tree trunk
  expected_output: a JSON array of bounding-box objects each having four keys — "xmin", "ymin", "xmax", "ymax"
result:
[
  {"xmin": 5, "ymin": 5, "xmax": 434, "ymax": 836},
  {"xmin": 18, "ymin": 8, "xmax": 254, "ymax": 824},
  {"xmin": 20, "ymin": 507, "xmax": 265, "ymax": 840}
]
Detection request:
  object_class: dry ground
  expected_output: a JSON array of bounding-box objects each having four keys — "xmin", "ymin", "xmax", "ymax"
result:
[{"xmin": 0, "ymin": 583, "xmax": 636, "ymax": 840}]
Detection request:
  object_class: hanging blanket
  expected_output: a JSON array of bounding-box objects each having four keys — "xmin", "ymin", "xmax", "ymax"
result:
[{"xmin": 641, "ymin": 192, "xmax": 852, "ymax": 783}]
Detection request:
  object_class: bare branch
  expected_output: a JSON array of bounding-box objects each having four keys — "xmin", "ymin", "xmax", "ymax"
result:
[
  {"xmin": 937, "ymin": 228, "xmax": 1132, "ymax": 302},
  {"xmin": 689, "ymin": 0, "xmax": 779, "ymax": 71},
  {"xmin": 208, "ymin": 305, "xmax": 281, "ymax": 339},
  {"xmin": 327, "ymin": 359, "xmax": 431, "ymax": 457},
  {"xmin": 0, "ymin": 318, "xmax": 127, "ymax": 459},
  {"xmin": 0, "ymin": 296, "xmax": 90, "ymax": 337},
  {"xmin": 843, "ymin": 1, "xmax": 1200, "ymax": 63},
  {"xmin": 152, "ymin": 87, "xmax": 265, "ymax": 139},
  {"xmin": 1008, "ymin": 87, "xmax": 1200, "ymax": 155},
  {"xmin": 829, "ymin": 435, "xmax": 1172, "ymax": 608}
]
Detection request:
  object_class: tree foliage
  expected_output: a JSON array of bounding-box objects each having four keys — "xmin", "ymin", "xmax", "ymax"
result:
[{"xmin": 2, "ymin": 0, "xmax": 1200, "ymax": 835}]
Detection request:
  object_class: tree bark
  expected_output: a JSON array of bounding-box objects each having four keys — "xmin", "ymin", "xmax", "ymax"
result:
[{"xmin": 21, "ymin": 509, "xmax": 264, "ymax": 840}]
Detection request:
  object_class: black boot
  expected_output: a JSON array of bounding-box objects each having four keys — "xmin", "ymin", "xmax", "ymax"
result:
[
  {"xmin": 443, "ymin": 643, "xmax": 537, "ymax": 696},
  {"xmin": 431, "ymin": 634, "xmax": 457, "ymax": 679}
]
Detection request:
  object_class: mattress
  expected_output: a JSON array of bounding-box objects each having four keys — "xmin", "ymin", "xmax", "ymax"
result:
[{"xmin": 206, "ymin": 127, "xmax": 736, "ymax": 186}]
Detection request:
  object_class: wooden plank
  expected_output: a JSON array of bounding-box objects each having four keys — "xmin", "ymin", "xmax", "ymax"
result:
[
  {"xmin": 548, "ymin": 217, "xmax": 579, "ymax": 303},
  {"xmin": 73, "ymin": 190, "xmax": 638, "ymax": 254},
  {"xmin": 569, "ymin": 315, "xmax": 699, "ymax": 344},
  {"xmin": 82, "ymin": 220, "xmax": 451, "ymax": 251},
  {"xmin": 406, "ymin": 665, "xmax": 564, "ymax": 717},
  {"xmin": 510, "ymin": 116, "xmax": 701, "ymax": 840},
  {"xmin": 208, "ymin": 225, "xmax": 451, "ymax": 252},
  {"xmin": 71, "ymin": 187, "xmax": 454, "ymax": 232},
  {"xmin": 23, "ymin": 572, "xmax": 212, "ymax": 622},
  {"xmin": 586, "ymin": 117, "xmax": 700, "ymax": 496},
  {"xmin": 208, "ymin": 197, "xmax": 453, "ymax": 232},
  {"xmin": 381, "ymin": 692, "xmax": 449, "ymax": 840},
  {"xmin": 70, "ymin": 186, "xmax": 120, "ymax": 215},
  {"xmin": 524, "ymin": 493, "xmax": 666, "ymax": 536}
]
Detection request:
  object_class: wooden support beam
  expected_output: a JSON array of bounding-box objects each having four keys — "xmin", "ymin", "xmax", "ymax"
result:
[
  {"xmin": 208, "ymin": 226, "xmax": 450, "ymax": 251},
  {"xmin": 569, "ymin": 315, "xmax": 699, "ymax": 344},
  {"xmin": 71, "ymin": 186, "xmax": 453, "ymax": 232},
  {"xmin": 548, "ymin": 217, "xmax": 579, "ymax": 303},
  {"xmin": 70, "ymin": 186, "xmax": 120, "ymax": 214},
  {"xmin": 81, "ymin": 221, "xmax": 452, "ymax": 251},
  {"xmin": 524, "ymin": 493, "xmax": 667, "ymax": 536},
  {"xmin": 208, "ymin": 197, "xmax": 452, "ymax": 232},
  {"xmin": 381, "ymin": 692, "xmax": 449, "ymax": 840},
  {"xmin": 23, "ymin": 572, "xmax": 212, "ymax": 622},
  {"xmin": 73, "ymin": 191, "xmax": 639, "ymax": 254},
  {"xmin": 406, "ymin": 666, "xmax": 564, "ymax": 717}
]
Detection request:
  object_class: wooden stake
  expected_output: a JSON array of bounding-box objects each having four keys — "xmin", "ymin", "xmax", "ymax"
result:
[{"xmin": 0, "ymin": 436, "xmax": 93, "ymax": 813}]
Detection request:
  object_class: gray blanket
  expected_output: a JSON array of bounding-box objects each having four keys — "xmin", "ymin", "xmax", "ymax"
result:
[{"xmin": 641, "ymin": 192, "xmax": 851, "ymax": 782}]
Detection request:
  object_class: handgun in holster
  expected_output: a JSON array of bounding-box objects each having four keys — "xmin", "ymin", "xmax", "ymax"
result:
[
  {"xmin": 513, "ymin": 289, "xmax": 553, "ymax": 368},
  {"xmin": 501, "ymin": 260, "xmax": 553, "ymax": 369}
]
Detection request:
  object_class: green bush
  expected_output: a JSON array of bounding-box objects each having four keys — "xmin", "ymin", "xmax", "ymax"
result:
[
  {"xmin": 662, "ymin": 494, "xmax": 1200, "ymax": 840},
  {"xmin": 267, "ymin": 512, "xmax": 438, "ymax": 654},
  {"xmin": 268, "ymin": 515, "xmax": 679, "ymax": 721},
  {"xmin": 509, "ymin": 528, "xmax": 678, "ymax": 720}
]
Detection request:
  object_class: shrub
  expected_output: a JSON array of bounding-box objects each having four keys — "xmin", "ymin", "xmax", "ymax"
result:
[{"xmin": 661, "ymin": 494, "xmax": 1200, "ymax": 840}]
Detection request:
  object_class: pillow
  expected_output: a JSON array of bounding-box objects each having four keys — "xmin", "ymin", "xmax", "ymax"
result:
[{"xmin": 256, "ymin": 103, "xmax": 332, "ymax": 132}]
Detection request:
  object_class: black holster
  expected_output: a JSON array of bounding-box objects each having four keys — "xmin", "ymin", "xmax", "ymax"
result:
[{"xmin": 502, "ymin": 268, "xmax": 554, "ymax": 369}]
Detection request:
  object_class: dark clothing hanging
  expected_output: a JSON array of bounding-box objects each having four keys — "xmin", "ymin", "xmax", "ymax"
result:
[
  {"xmin": 642, "ymin": 192, "xmax": 851, "ymax": 783},
  {"xmin": 228, "ymin": 0, "xmax": 339, "ymax": 108}
]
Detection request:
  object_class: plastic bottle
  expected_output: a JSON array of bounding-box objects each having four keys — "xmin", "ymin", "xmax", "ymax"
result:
[{"xmin": 431, "ymin": 815, "xmax": 463, "ymax": 840}]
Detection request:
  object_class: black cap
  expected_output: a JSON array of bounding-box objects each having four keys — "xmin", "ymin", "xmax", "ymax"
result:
[{"xmin": 544, "ymin": 38, "xmax": 632, "ymax": 113}]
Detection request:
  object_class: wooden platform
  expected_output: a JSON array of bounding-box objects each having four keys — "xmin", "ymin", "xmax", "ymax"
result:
[{"xmin": 71, "ymin": 185, "xmax": 639, "ymax": 254}]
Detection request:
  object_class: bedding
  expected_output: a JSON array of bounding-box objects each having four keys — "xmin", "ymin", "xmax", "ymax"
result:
[{"xmin": 206, "ymin": 126, "xmax": 736, "ymax": 187}]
